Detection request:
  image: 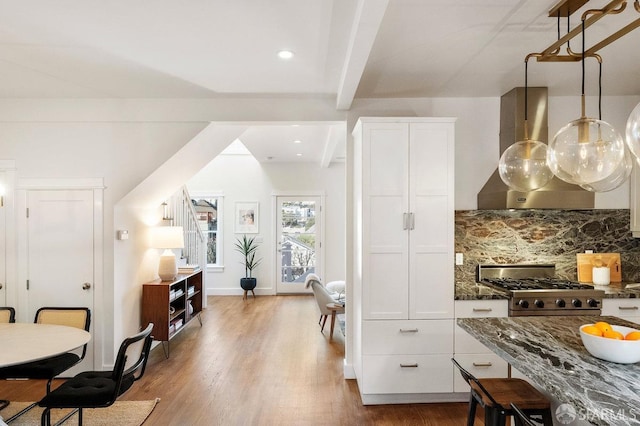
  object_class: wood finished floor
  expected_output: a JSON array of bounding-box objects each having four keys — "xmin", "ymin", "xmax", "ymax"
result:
[{"xmin": 1, "ymin": 295, "xmax": 485, "ymax": 425}]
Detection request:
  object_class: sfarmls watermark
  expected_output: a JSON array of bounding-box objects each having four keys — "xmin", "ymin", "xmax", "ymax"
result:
[{"xmin": 556, "ymin": 403, "xmax": 639, "ymax": 424}]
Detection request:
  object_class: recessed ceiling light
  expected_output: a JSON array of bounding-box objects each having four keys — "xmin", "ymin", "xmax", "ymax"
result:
[
  {"xmin": 278, "ymin": 50, "xmax": 294, "ymax": 60},
  {"xmin": 296, "ymin": 153, "xmax": 302, "ymax": 157},
  {"xmin": 293, "ymin": 139, "xmax": 302, "ymax": 144}
]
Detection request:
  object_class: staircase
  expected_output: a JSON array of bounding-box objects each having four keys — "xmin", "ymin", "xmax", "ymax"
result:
[{"xmin": 167, "ymin": 185, "xmax": 206, "ymax": 272}]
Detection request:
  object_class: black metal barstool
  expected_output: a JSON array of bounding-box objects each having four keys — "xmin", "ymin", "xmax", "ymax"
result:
[
  {"xmin": 452, "ymin": 358, "xmax": 553, "ymax": 426},
  {"xmin": 511, "ymin": 403, "xmax": 540, "ymax": 426}
]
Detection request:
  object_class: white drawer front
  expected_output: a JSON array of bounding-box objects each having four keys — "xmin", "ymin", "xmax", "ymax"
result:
[
  {"xmin": 363, "ymin": 319, "xmax": 453, "ymax": 355},
  {"xmin": 454, "ymin": 300, "xmax": 508, "ymax": 318},
  {"xmin": 362, "ymin": 354, "xmax": 453, "ymax": 394},
  {"xmin": 602, "ymin": 299, "xmax": 640, "ymax": 323},
  {"xmin": 452, "ymin": 353, "xmax": 509, "ymax": 392}
]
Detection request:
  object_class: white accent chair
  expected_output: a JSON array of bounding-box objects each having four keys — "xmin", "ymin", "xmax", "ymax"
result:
[{"xmin": 305, "ymin": 274, "xmax": 345, "ymax": 337}]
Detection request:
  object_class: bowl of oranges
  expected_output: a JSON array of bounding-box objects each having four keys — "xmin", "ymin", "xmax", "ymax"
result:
[{"xmin": 580, "ymin": 321, "xmax": 640, "ymax": 364}]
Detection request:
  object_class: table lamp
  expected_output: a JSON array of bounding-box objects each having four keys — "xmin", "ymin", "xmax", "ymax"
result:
[{"xmin": 151, "ymin": 226, "xmax": 184, "ymax": 281}]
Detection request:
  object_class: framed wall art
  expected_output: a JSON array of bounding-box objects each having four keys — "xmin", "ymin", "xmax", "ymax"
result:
[{"xmin": 235, "ymin": 201, "xmax": 259, "ymax": 233}]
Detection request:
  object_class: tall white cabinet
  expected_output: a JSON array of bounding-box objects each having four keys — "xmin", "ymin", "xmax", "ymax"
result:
[{"xmin": 353, "ymin": 117, "xmax": 457, "ymax": 404}]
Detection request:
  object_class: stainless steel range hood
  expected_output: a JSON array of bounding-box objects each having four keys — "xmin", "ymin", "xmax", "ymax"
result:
[{"xmin": 477, "ymin": 87, "xmax": 594, "ymax": 210}]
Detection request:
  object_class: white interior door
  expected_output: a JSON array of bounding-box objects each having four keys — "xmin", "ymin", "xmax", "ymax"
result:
[
  {"xmin": 276, "ymin": 196, "xmax": 321, "ymax": 294},
  {"xmin": 26, "ymin": 189, "xmax": 95, "ymax": 372}
]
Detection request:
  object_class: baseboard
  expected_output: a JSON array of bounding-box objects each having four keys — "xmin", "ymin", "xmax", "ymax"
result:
[
  {"xmin": 360, "ymin": 392, "xmax": 468, "ymax": 405},
  {"xmin": 206, "ymin": 288, "xmax": 274, "ymax": 296},
  {"xmin": 343, "ymin": 360, "xmax": 356, "ymax": 379}
]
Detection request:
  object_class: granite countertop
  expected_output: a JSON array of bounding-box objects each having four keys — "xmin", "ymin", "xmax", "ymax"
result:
[
  {"xmin": 594, "ymin": 282, "xmax": 640, "ymax": 299},
  {"xmin": 457, "ymin": 315, "xmax": 640, "ymax": 426},
  {"xmin": 455, "ymin": 279, "xmax": 640, "ymax": 300},
  {"xmin": 455, "ymin": 281, "xmax": 509, "ymax": 300}
]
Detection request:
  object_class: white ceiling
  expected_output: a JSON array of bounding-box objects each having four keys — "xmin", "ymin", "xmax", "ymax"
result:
[{"xmin": 1, "ymin": 0, "xmax": 639, "ymax": 164}]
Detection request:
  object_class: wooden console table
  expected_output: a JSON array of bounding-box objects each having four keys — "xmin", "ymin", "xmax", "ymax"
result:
[{"xmin": 141, "ymin": 270, "xmax": 203, "ymax": 357}]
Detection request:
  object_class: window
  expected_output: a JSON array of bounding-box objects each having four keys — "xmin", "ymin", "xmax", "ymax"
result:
[{"xmin": 192, "ymin": 196, "xmax": 223, "ymax": 267}]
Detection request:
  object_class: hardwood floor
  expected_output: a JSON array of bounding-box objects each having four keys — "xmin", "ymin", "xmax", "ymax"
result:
[{"xmin": 1, "ymin": 295, "xmax": 484, "ymax": 425}]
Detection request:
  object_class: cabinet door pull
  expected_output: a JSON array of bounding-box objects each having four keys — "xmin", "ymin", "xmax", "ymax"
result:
[
  {"xmin": 399, "ymin": 328, "xmax": 419, "ymax": 333},
  {"xmin": 618, "ymin": 306, "xmax": 639, "ymax": 310},
  {"xmin": 402, "ymin": 213, "xmax": 408, "ymax": 230},
  {"xmin": 472, "ymin": 362, "xmax": 493, "ymax": 367},
  {"xmin": 409, "ymin": 212, "xmax": 415, "ymax": 230},
  {"xmin": 400, "ymin": 363, "xmax": 419, "ymax": 368},
  {"xmin": 472, "ymin": 308, "xmax": 493, "ymax": 312}
]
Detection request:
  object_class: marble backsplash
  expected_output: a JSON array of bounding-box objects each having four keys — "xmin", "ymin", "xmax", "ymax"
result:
[{"xmin": 455, "ymin": 209, "xmax": 640, "ymax": 284}]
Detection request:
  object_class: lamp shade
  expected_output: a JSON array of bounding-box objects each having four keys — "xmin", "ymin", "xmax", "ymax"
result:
[{"xmin": 151, "ymin": 226, "xmax": 184, "ymax": 249}]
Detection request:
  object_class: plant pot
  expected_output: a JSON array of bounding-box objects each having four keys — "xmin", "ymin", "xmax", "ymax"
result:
[{"xmin": 240, "ymin": 277, "xmax": 257, "ymax": 291}]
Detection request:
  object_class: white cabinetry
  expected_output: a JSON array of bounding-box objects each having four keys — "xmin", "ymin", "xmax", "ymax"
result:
[
  {"xmin": 353, "ymin": 117, "xmax": 456, "ymax": 404},
  {"xmin": 453, "ymin": 300, "xmax": 509, "ymax": 392},
  {"xmin": 602, "ymin": 298, "xmax": 640, "ymax": 325}
]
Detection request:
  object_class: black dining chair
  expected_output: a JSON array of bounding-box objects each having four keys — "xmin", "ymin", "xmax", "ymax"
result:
[
  {"xmin": 0, "ymin": 307, "xmax": 15, "ymax": 323},
  {"xmin": 451, "ymin": 358, "xmax": 553, "ymax": 426},
  {"xmin": 38, "ymin": 323, "xmax": 154, "ymax": 426},
  {"xmin": 0, "ymin": 307, "xmax": 91, "ymax": 423}
]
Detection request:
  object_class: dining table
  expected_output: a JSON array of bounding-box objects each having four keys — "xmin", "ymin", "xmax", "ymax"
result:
[
  {"xmin": 0, "ymin": 322, "xmax": 91, "ymax": 425},
  {"xmin": 0, "ymin": 323, "xmax": 91, "ymax": 367}
]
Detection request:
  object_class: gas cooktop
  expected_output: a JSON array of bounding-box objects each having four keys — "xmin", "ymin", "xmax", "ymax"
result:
[
  {"xmin": 476, "ymin": 264, "xmax": 605, "ymax": 316},
  {"xmin": 481, "ymin": 277, "xmax": 594, "ymax": 291}
]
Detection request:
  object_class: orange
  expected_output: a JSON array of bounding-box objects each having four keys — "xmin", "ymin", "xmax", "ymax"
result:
[
  {"xmin": 594, "ymin": 321, "xmax": 612, "ymax": 334},
  {"xmin": 625, "ymin": 331, "xmax": 640, "ymax": 340},
  {"xmin": 582, "ymin": 325, "xmax": 603, "ymax": 337},
  {"xmin": 603, "ymin": 330, "xmax": 624, "ymax": 340}
]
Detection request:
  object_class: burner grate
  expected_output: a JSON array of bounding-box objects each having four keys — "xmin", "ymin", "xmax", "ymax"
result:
[{"xmin": 481, "ymin": 277, "xmax": 593, "ymax": 291}]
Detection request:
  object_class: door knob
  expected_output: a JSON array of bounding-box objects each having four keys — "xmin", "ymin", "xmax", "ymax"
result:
[{"xmin": 82, "ymin": 282, "xmax": 92, "ymax": 290}]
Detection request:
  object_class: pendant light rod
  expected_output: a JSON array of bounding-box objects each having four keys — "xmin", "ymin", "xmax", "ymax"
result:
[
  {"xmin": 524, "ymin": 58, "xmax": 529, "ymax": 140},
  {"xmin": 537, "ymin": 0, "xmax": 638, "ymax": 62},
  {"xmin": 523, "ymin": 53, "xmax": 543, "ymax": 141},
  {"xmin": 581, "ymin": 19, "xmax": 586, "ymax": 119}
]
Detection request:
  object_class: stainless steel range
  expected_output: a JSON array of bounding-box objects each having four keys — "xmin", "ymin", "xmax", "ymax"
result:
[{"xmin": 477, "ymin": 264, "xmax": 605, "ymax": 317}]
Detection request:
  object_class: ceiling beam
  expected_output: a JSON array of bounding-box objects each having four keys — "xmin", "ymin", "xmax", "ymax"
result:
[
  {"xmin": 335, "ymin": 0, "xmax": 389, "ymax": 111},
  {"xmin": 320, "ymin": 125, "xmax": 341, "ymax": 168}
]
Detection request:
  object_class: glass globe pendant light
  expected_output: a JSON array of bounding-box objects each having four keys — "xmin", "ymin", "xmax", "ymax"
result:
[
  {"xmin": 499, "ymin": 58, "xmax": 553, "ymax": 192},
  {"xmin": 626, "ymin": 101, "xmax": 640, "ymax": 161},
  {"xmin": 547, "ymin": 21, "xmax": 626, "ymax": 187},
  {"xmin": 580, "ymin": 143, "xmax": 633, "ymax": 192}
]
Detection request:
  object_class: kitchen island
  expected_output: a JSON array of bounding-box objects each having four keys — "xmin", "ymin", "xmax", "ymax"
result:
[{"xmin": 457, "ymin": 316, "xmax": 640, "ymax": 426}]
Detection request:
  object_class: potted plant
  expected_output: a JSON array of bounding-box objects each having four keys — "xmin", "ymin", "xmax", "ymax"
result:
[{"xmin": 234, "ymin": 234, "xmax": 262, "ymax": 296}]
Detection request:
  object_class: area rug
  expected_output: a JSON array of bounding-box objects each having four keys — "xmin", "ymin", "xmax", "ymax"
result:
[{"xmin": 0, "ymin": 399, "xmax": 160, "ymax": 426}]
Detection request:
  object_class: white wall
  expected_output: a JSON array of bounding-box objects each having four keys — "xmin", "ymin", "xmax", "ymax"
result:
[{"xmin": 186, "ymin": 151, "xmax": 346, "ymax": 294}]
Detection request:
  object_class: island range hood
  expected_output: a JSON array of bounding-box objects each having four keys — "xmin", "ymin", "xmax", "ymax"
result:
[{"xmin": 477, "ymin": 87, "xmax": 594, "ymax": 210}]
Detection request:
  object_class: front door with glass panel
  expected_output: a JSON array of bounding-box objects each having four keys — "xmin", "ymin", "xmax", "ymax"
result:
[{"xmin": 276, "ymin": 196, "xmax": 321, "ymax": 294}]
